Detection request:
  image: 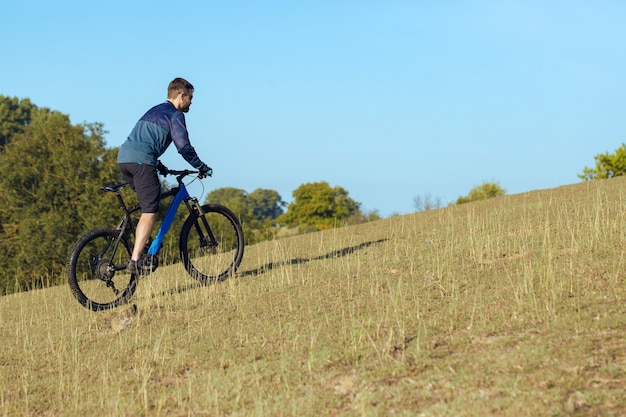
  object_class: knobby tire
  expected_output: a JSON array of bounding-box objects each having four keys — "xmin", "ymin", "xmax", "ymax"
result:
[
  {"xmin": 179, "ymin": 204, "xmax": 244, "ymax": 284},
  {"xmin": 67, "ymin": 228, "xmax": 137, "ymax": 311}
]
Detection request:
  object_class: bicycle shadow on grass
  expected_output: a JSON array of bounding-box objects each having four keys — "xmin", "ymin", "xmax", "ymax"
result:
[{"xmin": 154, "ymin": 238, "xmax": 389, "ymax": 298}]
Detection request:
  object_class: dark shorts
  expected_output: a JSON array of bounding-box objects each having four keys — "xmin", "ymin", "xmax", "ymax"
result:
[{"xmin": 118, "ymin": 163, "xmax": 161, "ymax": 213}]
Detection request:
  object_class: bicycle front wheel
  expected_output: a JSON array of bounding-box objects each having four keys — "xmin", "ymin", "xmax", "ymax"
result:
[
  {"xmin": 180, "ymin": 204, "xmax": 244, "ymax": 283},
  {"xmin": 67, "ymin": 228, "xmax": 137, "ymax": 311}
]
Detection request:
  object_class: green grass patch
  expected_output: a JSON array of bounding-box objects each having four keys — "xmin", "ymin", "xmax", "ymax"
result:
[{"xmin": 2, "ymin": 178, "xmax": 626, "ymax": 415}]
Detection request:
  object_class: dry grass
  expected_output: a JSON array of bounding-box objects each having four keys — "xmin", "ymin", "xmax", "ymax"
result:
[{"xmin": 2, "ymin": 177, "xmax": 626, "ymax": 416}]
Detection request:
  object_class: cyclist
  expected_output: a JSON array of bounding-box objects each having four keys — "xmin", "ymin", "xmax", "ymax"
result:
[{"xmin": 117, "ymin": 77, "xmax": 212, "ymax": 275}]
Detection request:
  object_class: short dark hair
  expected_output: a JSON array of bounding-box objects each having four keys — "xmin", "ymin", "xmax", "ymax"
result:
[{"xmin": 168, "ymin": 77, "xmax": 194, "ymax": 99}]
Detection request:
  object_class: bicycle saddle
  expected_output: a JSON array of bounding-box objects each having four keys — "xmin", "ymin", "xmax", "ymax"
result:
[{"xmin": 100, "ymin": 183, "xmax": 128, "ymax": 193}]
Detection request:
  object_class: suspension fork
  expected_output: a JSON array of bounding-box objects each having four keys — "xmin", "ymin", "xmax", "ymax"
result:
[{"xmin": 186, "ymin": 198, "xmax": 218, "ymax": 248}]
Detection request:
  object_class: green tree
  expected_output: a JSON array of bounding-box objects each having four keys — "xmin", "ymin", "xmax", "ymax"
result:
[
  {"xmin": 206, "ymin": 187, "xmax": 249, "ymax": 220},
  {"xmin": 456, "ymin": 181, "xmax": 506, "ymax": 205},
  {"xmin": 0, "ymin": 106, "xmax": 120, "ymax": 293},
  {"xmin": 206, "ymin": 187, "xmax": 285, "ymax": 243},
  {"xmin": 579, "ymin": 143, "xmax": 626, "ymax": 180},
  {"xmin": 247, "ymin": 189, "xmax": 285, "ymax": 221},
  {"xmin": 0, "ymin": 95, "xmax": 35, "ymax": 150},
  {"xmin": 279, "ymin": 181, "xmax": 361, "ymax": 231}
]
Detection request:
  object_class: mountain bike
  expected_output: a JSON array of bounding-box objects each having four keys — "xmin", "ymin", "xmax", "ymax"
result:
[{"xmin": 67, "ymin": 169, "xmax": 244, "ymax": 311}]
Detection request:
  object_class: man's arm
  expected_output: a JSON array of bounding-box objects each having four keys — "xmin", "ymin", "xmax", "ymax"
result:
[
  {"xmin": 178, "ymin": 143, "xmax": 211, "ymax": 173},
  {"xmin": 170, "ymin": 112, "xmax": 211, "ymax": 173}
]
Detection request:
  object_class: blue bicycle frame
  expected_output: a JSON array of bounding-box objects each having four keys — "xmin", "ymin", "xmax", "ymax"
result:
[{"xmin": 146, "ymin": 182, "xmax": 190, "ymax": 255}]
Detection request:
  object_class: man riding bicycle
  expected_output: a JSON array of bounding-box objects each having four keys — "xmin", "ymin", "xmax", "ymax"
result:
[{"xmin": 117, "ymin": 77, "xmax": 212, "ymax": 275}]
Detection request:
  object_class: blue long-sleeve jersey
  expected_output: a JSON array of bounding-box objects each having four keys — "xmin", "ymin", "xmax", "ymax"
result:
[{"xmin": 117, "ymin": 101, "xmax": 208, "ymax": 171}]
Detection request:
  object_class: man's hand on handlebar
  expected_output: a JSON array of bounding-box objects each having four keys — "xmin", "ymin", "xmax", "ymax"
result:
[
  {"xmin": 156, "ymin": 160, "xmax": 169, "ymax": 176},
  {"xmin": 198, "ymin": 166, "xmax": 213, "ymax": 179}
]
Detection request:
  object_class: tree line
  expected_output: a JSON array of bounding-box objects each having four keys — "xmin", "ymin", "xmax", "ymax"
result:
[
  {"xmin": 413, "ymin": 143, "xmax": 626, "ymax": 212},
  {"xmin": 0, "ymin": 95, "xmax": 378, "ymax": 294},
  {"xmin": 1, "ymin": 94, "xmax": 622, "ymax": 293}
]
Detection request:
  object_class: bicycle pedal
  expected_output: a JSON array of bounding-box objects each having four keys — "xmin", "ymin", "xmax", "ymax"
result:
[{"xmin": 140, "ymin": 254, "xmax": 159, "ymax": 274}]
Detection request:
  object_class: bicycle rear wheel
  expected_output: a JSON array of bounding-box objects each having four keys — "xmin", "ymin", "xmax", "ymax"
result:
[
  {"xmin": 67, "ymin": 228, "xmax": 137, "ymax": 311},
  {"xmin": 179, "ymin": 204, "xmax": 244, "ymax": 283}
]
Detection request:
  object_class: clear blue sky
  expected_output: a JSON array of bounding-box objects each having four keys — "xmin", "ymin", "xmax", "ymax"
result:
[{"xmin": 2, "ymin": 1, "xmax": 625, "ymax": 217}]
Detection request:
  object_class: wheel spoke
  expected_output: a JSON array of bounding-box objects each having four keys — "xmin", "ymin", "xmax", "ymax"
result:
[
  {"xmin": 68, "ymin": 228, "xmax": 137, "ymax": 311},
  {"xmin": 180, "ymin": 205, "xmax": 244, "ymax": 283}
]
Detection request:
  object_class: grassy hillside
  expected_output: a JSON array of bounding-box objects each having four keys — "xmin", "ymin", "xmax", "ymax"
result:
[{"xmin": 2, "ymin": 177, "xmax": 626, "ymax": 416}]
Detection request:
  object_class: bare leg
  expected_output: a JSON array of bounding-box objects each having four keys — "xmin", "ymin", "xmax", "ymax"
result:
[{"xmin": 131, "ymin": 213, "xmax": 158, "ymax": 261}]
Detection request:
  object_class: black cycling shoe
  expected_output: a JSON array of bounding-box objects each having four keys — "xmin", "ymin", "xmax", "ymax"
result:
[{"xmin": 125, "ymin": 260, "xmax": 139, "ymax": 275}]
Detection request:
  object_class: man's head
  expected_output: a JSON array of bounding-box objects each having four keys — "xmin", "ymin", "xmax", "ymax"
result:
[{"xmin": 168, "ymin": 77, "xmax": 194, "ymax": 113}]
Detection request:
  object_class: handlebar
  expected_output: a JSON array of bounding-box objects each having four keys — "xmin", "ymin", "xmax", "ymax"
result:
[
  {"xmin": 167, "ymin": 169, "xmax": 198, "ymax": 176},
  {"xmin": 164, "ymin": 168, "xmax": 211, "ymax": 181},
  {"xmin": 164, "ymin": 169, "xmax": 211, "ymax": 182}
]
